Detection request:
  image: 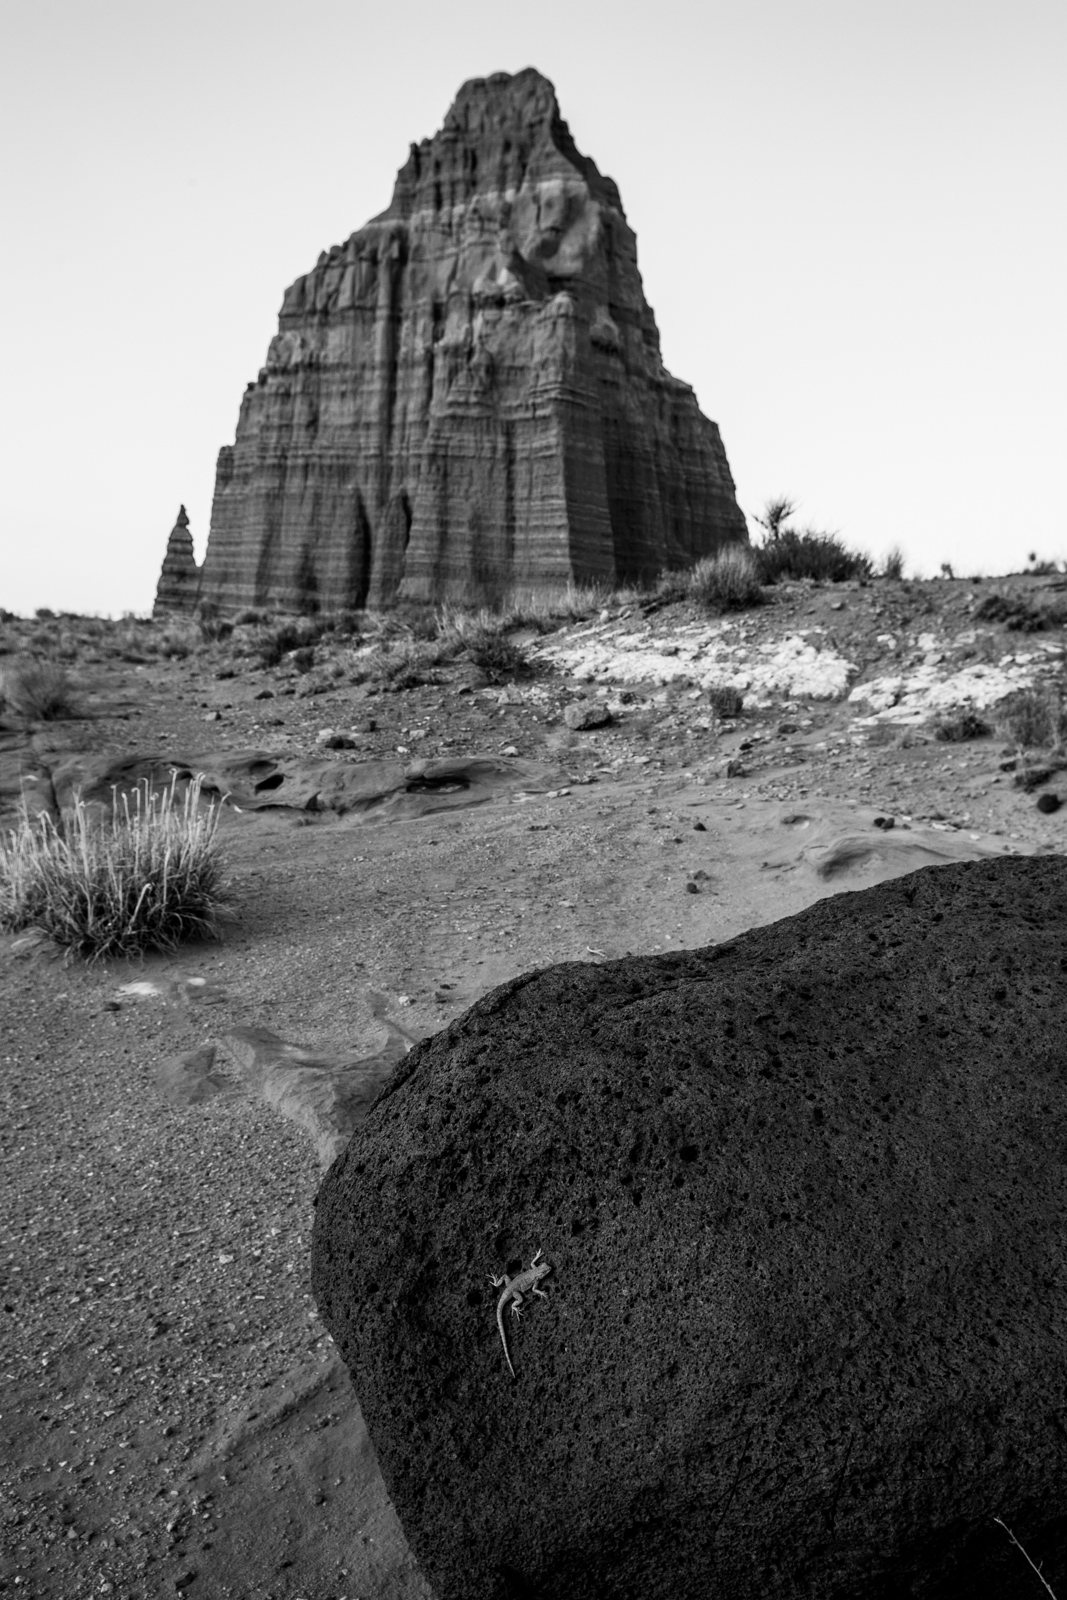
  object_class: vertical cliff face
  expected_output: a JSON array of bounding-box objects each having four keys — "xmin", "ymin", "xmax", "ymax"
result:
[
  {"xmin": 198, "ymin": 69, "xmax": 748, "ymax": 613},
  {"xmin": 153, "ymin": 506, "xmax": 201, "ymax": 615}
]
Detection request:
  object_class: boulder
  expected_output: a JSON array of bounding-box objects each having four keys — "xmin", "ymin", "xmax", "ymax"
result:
[
  {"xmin": 311, "ymin": 855, "xmax": 1067, "ymax": 1600},
  {"xmin": 563, "ymin": 699, "xmax": 613, "ymax": 730},
  {"xmin": 195, "ymin": 69, "xmax": 748, "ymax": 615},
  {"xmin": 153, "ymin": 505, "xmax": 201, "ymax": 616}
]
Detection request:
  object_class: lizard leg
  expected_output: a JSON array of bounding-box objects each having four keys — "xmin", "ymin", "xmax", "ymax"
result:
[
  {"xmin": 511, "ymin": 1293, "xmax": 524, "ymax": 1320},
  {"xmin": 532, "ymin": 1287, "xmax": 549, "ymax": 1300},
  {"xmin": 530, "ymin": 1248, "xmax": 543, "ymax": 1267},
  {"xmin": 488, "ymin": 1272, "xmax": 508, "ymax": 1289}
]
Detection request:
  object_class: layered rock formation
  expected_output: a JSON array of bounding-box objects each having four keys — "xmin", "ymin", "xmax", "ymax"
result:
[
  {"xmin": 196, "ymin": 68, "xmax": 748, "ymax": 614},
  {"xmin": 312, "ymin": 855, "xmax": 1067, "ymax": 1600},
  {"xmin": 152, "ymin": 506, "xmax": 201, "ymax": 615}
]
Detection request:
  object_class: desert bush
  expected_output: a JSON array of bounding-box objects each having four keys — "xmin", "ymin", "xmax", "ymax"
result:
[
  {"xmin": 1026, "ymin": 552, "xmax": 1066, "ymax": 576},
  {"xmin": 881, "ymin": 546, "xmax": 906, "ymax": 580},
  {"xmin": 932, "ymin": 710, "xmax": 993, "ymax": 742},
  {"xmin": 255, "ymin": 617, "xmax": 323, "ymax": 667},
  {"xmin": 685, "ymin": 545, "xmax": 765, "ymax": 610},
  {"xmin": 330, "ymin": 610, "xmax": 363, "ymax": 639},
  {"xmin": 156, "ymin": 620, "xmax": 200, "ymax": 659},
  {"xmin": 358, "ymin": 636, "xmax": 459, "ymax": 690},
  {"xmin": 754, "ymin": 527, "xmax": 873, "ymax": 584},
  {"xmin": 707, "ymin": 685, "xmax": 744, "ymax": 718},
  {"xmin": 0, "ymin": 777, "xmax": 229, "ymax": 959},
  {"xmin": 994, "ymin": 683, "xmax": 1067, "ymax": 753},
  {"xmin": 1, "ymin": 660, "xmax": 78, "ymax": 720},
  {"xmin": 235, "ymin": 607, "xmax": 267, "ymax": 626},
  {"xmin": 195, "ymin": 601, "xmax": 232, "ymax": 643},
  {"xmin": 750, "ymin": 497, "xmax": 873, "ymax": 584},
  {"xmin": 463, "ymin": 627, "xmax": 531, "ymax": 682},
  {"xmin": 974, "ymin": 593, "xmax": 1067, "ymax": 632}
]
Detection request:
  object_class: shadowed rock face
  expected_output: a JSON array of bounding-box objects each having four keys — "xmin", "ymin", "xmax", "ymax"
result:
[
  {"xmin": 197, "ymin": 68, "xmax": 748, "ymax": 615},
  {"xmin": 311, "ymin": 855, "xmax": 1067, "ymax": 1600},
  {"xmin": 153, "ymin": 506, "xmax": 200, "ymax": 616}
]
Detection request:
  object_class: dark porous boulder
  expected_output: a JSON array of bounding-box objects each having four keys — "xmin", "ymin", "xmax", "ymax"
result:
[{"xmin": 311, "ymin": 857, "xmax": 1067, "ymax": 1600}]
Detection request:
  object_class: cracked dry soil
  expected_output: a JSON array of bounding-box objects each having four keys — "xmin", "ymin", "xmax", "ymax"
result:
[{"xmin": 2, "ymin": 575, "xmax": 1065, "ymax": 1599}]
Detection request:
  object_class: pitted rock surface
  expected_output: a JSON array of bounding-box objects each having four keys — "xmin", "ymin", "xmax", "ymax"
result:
[
  {"xmin": 195, "ymin": 68, "xmax": 747, "ymax": 615},
  {"xmin": 311, "ymin": 855, "xmax": 1067, "ymax": 1600}
]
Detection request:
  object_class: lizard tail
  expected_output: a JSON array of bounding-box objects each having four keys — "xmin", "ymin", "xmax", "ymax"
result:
[{"xmin": 497, "ymin": 1309, "xmax": 515, "ymax": 1378}]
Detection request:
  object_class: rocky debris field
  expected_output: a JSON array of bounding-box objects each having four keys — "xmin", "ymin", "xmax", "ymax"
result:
[{"xmin": 0, "ymin": 572, "xmax": 1065, "ymax": 1598}]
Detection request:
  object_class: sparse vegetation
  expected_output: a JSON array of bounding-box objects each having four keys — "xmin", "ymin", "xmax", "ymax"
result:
[
  {"xmin": 932, "ymin": 710, "xmax": 992, "ymax": 742},
  {"xmin": 880, "ymin": 546, "xmax": 905, "ymax": 580},
  {"xmin": 0, "ymin": 777, "xmax": 229, "ymax": 960},
  {"xmin": 750, "ymin": 498, "xmax": 873, "ymax": 584},
  {"xmin": 654, "ymin": 544, "xmax": 766, "ymax": 612},
  {"xmin": 993, "ymin": 682, "xmax": 1067, "ymax": 755},
  {"xmin": 707, "ymin": 686, "xmax": 744, "ymax": 718},
  {"xmin": 463, "ymin": 626, "xmax": 532, "ymax": 682},
  {"xmin": 993, "ymin": 1517, "xmax": 1058, "ymax": 1598},
  {"xmin": 974, "ymin": 592, "xmax": 1067, "ymax": 632},
  {"xmin": 254, "ymin": 617, "xmax": 324, "ymax": 667},
  {"xmin": 0, "ymin": 659, "xmax": 78, "ymax": 720}
]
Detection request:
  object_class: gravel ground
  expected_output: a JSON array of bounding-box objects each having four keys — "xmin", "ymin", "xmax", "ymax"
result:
[{"xmin": 1, "ymin": 575, "xmax": 1064, "ymax": 1598}]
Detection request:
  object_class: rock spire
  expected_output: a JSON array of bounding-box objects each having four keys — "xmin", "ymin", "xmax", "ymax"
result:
[
  {"xmin": 196, "ymin": 69, "xmax": 748, "ymax": 613},
  {"xmin": 153, "ymin": 506, "xmax": 201, "ymax": 616}
]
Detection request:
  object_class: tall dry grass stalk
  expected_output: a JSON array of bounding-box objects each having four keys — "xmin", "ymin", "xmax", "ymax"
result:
[{"xmin": 0, "ymin": 777, "xmax": 229, "ymax": 960}]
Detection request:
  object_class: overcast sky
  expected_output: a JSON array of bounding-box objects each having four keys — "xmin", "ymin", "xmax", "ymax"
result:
[{"xmin": 3, "ymin": 0, "xmax": 1064, "ymax": 615}]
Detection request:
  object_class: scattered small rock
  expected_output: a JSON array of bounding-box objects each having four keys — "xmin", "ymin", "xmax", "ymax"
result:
[
  {"xmin": 873, "ymin": 816, "xmax": 895, "ymax": 830},
  {"xmin": 203, "ymin": 710, "xmax": 222, "ymax": 722},
  {"xmin": 725, "ymin": 759, "xmax": 746, "ymax": 778},
  {"xmin": 316, "ymin": 730, "xmax": 358, "ymax": 750},
  {"xmin": 684, "ymin": 881, "xmax": 700, "ymax": 894},
  {"xmin": 564, "ymin": 701, "xmax": 613, "ymax": 731},
  {"xmin": 1036, "ymin": 792, "xmax": 1061, "ymax": 814},
  {"xmin": 253, "ymin": 687, "xmax": 275, "ymax": 700},
  {"xmin": 693, "ymin": 820, "xmax": 707, "ymax": 831}
]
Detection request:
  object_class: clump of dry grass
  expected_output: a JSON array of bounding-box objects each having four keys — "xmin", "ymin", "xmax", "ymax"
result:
[
  {"xmin": 0, "ymin": 777, "xmax": 229, "ymax": 960},
  {"xmin": 0, "ymin": 659, "xmax": 78, "ymax": 720},
  {"xmin": 684, "ymin": 545, "xmax": 765, "ymax": 610},
  {"xmin": 994, "ymin": 682, "xmax": 1067, "ymax": 755}
]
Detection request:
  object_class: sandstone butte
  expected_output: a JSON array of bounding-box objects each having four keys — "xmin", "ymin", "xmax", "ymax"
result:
[{"xmin": 184, "ymin": 67, "xmax": 748, "ymax": 616}]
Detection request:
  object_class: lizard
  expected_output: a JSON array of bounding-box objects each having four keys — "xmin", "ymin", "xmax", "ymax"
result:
[{"xmin": 488, "ymin": 1248, "xmax": 551, "ymax": 1378}]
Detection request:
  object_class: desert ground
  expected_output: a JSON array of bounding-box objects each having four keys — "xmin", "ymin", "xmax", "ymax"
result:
[{"xmin": 1, "ymin": 571, "xmax": 1065, "ymax": 1598}]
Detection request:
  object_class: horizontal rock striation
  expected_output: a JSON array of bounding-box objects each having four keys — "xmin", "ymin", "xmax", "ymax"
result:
[
  {"xmin": 197, "ymin": 68, "xmax": 748, "ymax": 614},
  {"xmin": 153, "ymin": 506, "xmax": 201, "ymax": 615}
]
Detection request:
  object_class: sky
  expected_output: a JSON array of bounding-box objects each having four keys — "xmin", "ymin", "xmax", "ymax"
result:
[{"xmin": 2, "ymin": 0, "xmax": 1065, "ymax": 615}]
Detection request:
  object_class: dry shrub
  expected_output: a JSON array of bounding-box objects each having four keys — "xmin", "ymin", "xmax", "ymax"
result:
[
  {"xmin": 464, "ymin": 627, "xmax": 531, "ymax": 682},
  {"xmin": 707, "ymin": 685, "xmax": 744, "ymax": 718},
  {"xmin": 994, "ymin": 683, "xmax": 1067, "ymax": 754},
  {"xmin": 685, "ymin": 545, "xmax": 765, "ymax": 610},
  {"xmin": 255, "ymin": 617, "xmax": 323, "ymax": 667},
  {"xmin": 932, "ymin": 710, "xmax": 993, "ymax": 742},
  {"xmin": 974, "ymin": 593, "xmax": 1067, "ymax": 632},
  {"xmin": 0, "ymin": 660, "xmax": 78, "ymax": 720},
  {"xmin": 0, "ymin": 777, "xmax": 229, "ymax": 960}
]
